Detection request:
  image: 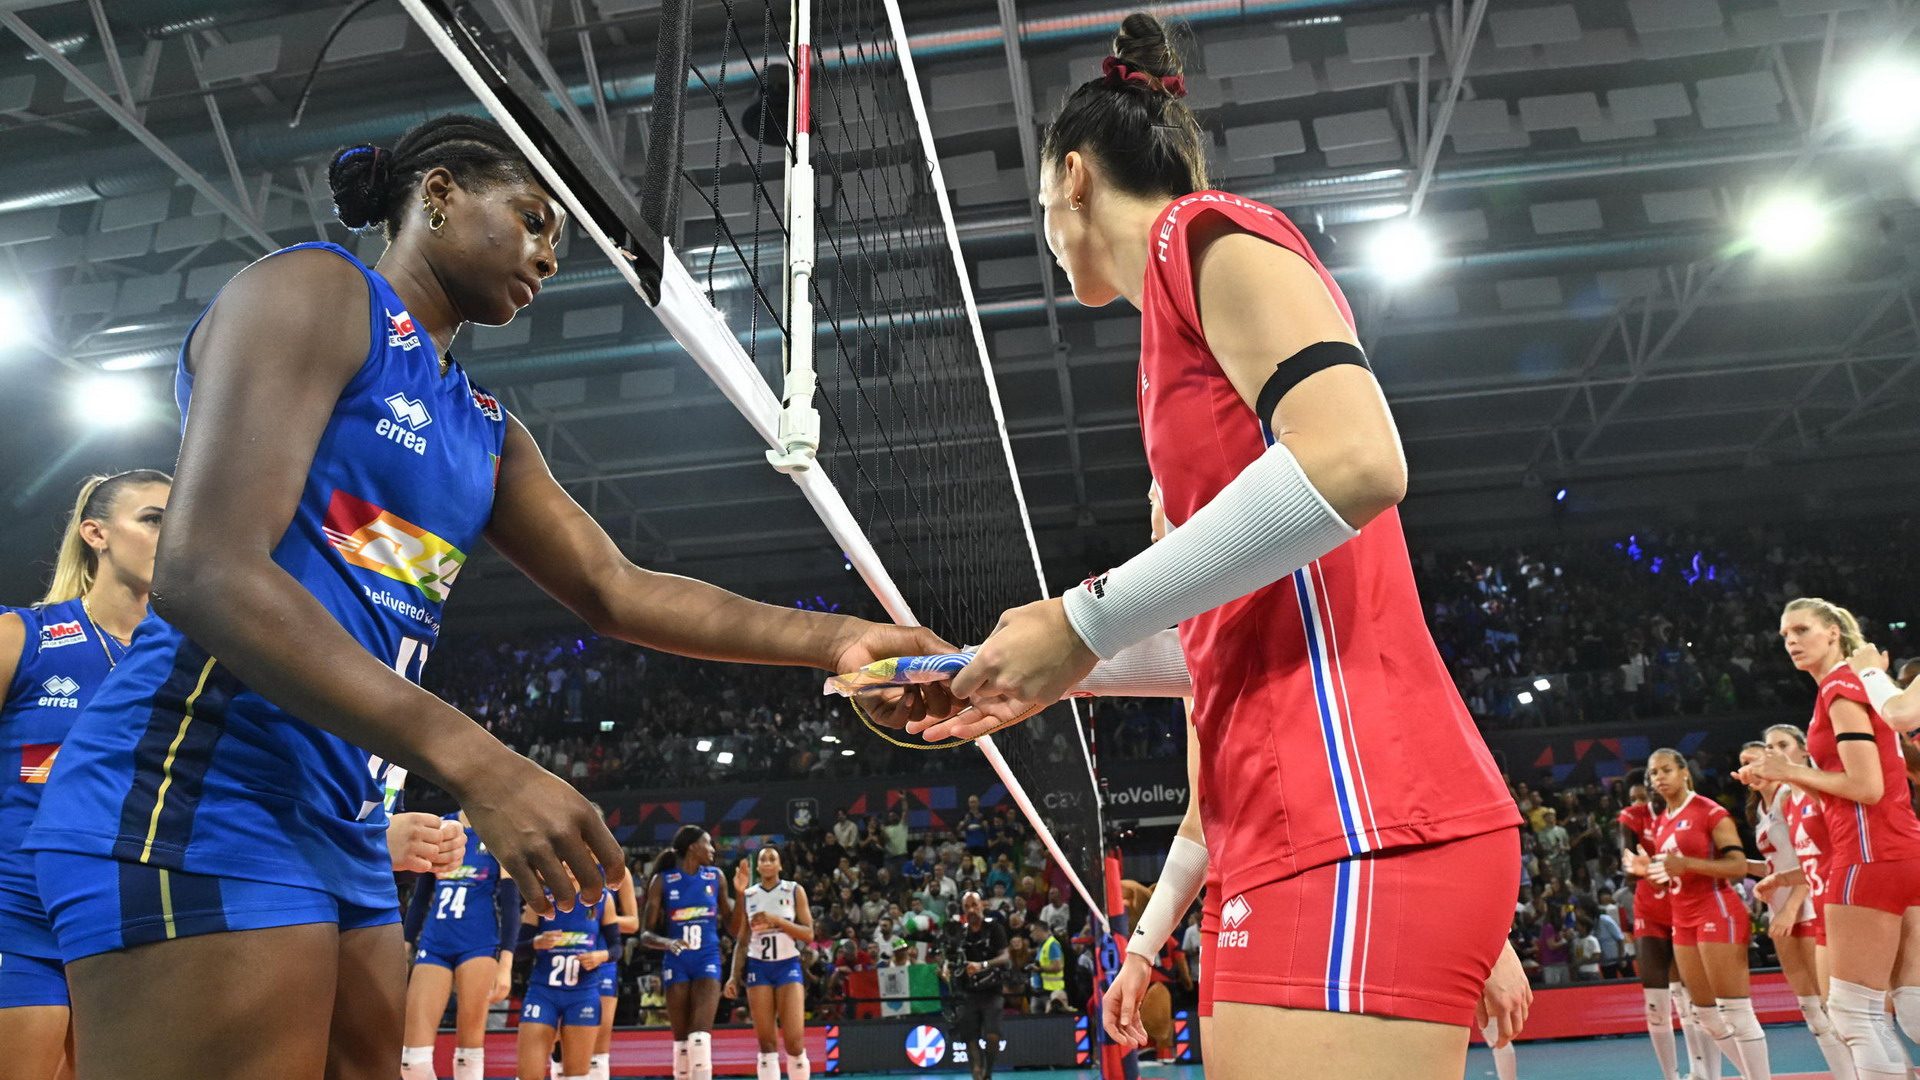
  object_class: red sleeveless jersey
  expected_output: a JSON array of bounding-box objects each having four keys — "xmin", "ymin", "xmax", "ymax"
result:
[
  {"xmin": 1137, "ymin": 191, "xmax": 1517, "ymax": 899},
  {"xmin": 1619, "ymin": 802, "xmax": 1674, "ymax": 905},
  {"xmin": 1787, "ymin": 787, "xmax": 1829, "ymax": 899},
  {"xmin": 1806, "ymin": 667, "xmax": 1920, "ymax": 869},
  {"xmin": 1649, "ymin": 792, "xmax": 1739, "ymax": 927}
]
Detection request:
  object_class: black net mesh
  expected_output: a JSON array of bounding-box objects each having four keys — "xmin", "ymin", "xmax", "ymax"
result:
[{"xmin": 671, "ymin": 0, "xmax": 1107, "ymax": 915}]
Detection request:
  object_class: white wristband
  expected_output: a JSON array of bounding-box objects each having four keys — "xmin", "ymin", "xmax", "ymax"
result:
[
  {"xmin": 1062, "ymin": 442, "xmax": 1358, "ymax": 660},
  {"xmin": 1861, "ymin": 667, "xmax": 1900, "ymax": 715},
  {"xmin": 1072, "ymin": 630, "xmax": 1192, "ymax": 698},
  {"xmin": 1128, "ymin": 835, "xmax": 1207, "ymax": 962}
]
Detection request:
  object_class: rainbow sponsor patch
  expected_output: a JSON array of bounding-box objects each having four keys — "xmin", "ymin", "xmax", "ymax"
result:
[
  {"xmin": 322, "ymin": 490, "xmax": 466, "ymax": 604},
  {"xmin": 552, "ymin": 930, "xmax": 594, "ymax": 948},
  {"xmin": 669, "ymin": 905, "xmax": 714, "ymax": 922}
]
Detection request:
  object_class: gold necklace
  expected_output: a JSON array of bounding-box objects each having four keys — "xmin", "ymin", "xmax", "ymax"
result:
[{"xmin": 79, "ymin": 596, "xmax": 128, "ymax": 670}]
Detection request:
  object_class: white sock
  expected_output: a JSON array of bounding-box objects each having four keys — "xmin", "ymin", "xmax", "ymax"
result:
[
  {"xmin": 757, "ymin": 1052, "xmax": 780, "ymax": 1080},
  {"xmin": 688, "ymin": 1031, "xmax": 713, "ymax": 1080},
  {"xmin": 1720, "ymin": 999, "xmax": 1772, "ymax": 1080},
  {"xmin": 1800, "ymin": 994, "xmax": 1859, "ymax": 1080},
  {"xmin": 673, "ymin": 1039, "xmax": 691, "ymax": 1080},
  {"xmin": 402, "ymin": 1045, "xmax": 439, "ymax": 1080},
  {"xmin": 1644, "ymin": 987, "xmax": 1681, "ymax": 1080},
  {"xmin": 589, "ymin": 1052, "xmax": 611, "ymax": 1080},
  {"xmin": 1482, "ymin": 1019, "xmax": 1518, "ymax": 1080},
  {"xmin": 1830, "ymin": 979, "xmax": 1910, "ymax": 1080},
  {"xmin": 788, "ymin": 1050, "xmax": 810, "ymax": 1080},
  {"xmin": 452, "ymin": 1046, "xmax": 484, "ymax": 1080},
  {"xmin": 1676, "ymin": 985, "xmax": 1715, "ymax": 1080}
]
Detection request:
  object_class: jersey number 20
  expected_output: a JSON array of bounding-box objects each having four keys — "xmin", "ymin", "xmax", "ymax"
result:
[{"xmin": 549, "ymin": 955, "xmax": 582, "ymax": 988}]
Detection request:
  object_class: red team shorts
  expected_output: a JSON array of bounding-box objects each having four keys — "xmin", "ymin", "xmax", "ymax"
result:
[
  {"xmin": 1632, "ymin": 882, "xmax": 1673, "ymax": 941},
  {"xmin": 1832, "ymin": 858, "xmax": 1920, "ymax": 916},
  {"xmin": 1199, "ymin": 828, "xmax": 1517, "ymax": 1027},
  {"xmin": 1672, "ymin": 887, "xmax": 1750, "ymax": 947}
]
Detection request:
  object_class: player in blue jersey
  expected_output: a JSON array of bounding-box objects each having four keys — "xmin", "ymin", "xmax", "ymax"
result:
[
  {"xmin": 642, "ymin": 826, "xmax": 742, "ymax": 1080},
  {"xmin": 22, "ymin": 113, "xmax": 956, "ymax": 1080},
  {"xmin": 400, "ymin": 811, "xmax": 521, "ymax": 1080},
  {"xmin": 0, "ymin": 470, "xmax": 168, "ymax": 1080},
  {"xmin": 516, "ymin": 888, "xmax": 619, "ymax": 1080},
  {"xmin": 725, "ymin": 845, "xmax": 815, "ymax": 1080}
]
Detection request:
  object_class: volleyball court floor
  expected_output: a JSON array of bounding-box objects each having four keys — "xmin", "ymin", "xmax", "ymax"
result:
[{"xmin": 774, "ymin": 1022, "xmax": 1844, "ymax": 1079}]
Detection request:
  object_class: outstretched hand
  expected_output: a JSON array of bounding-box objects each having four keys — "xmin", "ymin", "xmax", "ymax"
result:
[
  {"xmin": 907, "ymin": 597, "xmax": 1096, "ymax": 742},
  {"xmin": 829, "ymin": 621, "xmax": 963, "ymax": 731}
]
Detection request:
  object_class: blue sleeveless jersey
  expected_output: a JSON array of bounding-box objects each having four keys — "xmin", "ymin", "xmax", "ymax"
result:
[
  {"xmin": 663, "ymin": 864, "xmax": 722, "ymax": 951},
  {"xmin": 25, "ymin": 242, "xmax": 507, "ymax": 907},
  {"xmin": 0, "ymin": 599, "xmax": 124, "ymax": 956},
  {"xmin": 417, "ymin": 823, "xmax": 506, "ymax": 955},
  {"xmin": 531, "ymin": 896, "xmax": 607, "ymax": 992}
]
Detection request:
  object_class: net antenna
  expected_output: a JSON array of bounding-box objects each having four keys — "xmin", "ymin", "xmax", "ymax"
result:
[{"xmin": 396, "ymin": 0, "xmax": 1108, "ymax": 930}]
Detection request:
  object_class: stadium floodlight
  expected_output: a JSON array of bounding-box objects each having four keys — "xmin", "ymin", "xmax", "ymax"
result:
[
  {"xmin": 1533, "ymin": 678, "xmax": 1552, "ymax": 692},
  {"xmin": 0, "ymin": 295, "xmax": 30, "ymax": 349},
  {"xmin": 821, "ymin": 734, "xmax": 841, "ymax": 744},
  {"xmin": 1516, "ymin": 691, "xmax": 1535, "ymax": 705},
  {"xmin": 1843, "ymin": 62, "xmax": 1920, "ymax": 140},
  {"xmin": 1747, "ymin": 192, "xmax": 1828, "ymax": 258},
  {"xmin": 1555, "ymin": 488, "xmax": 1568, "ymax": 503},
  {"xmin": 79, "ymin": 375, "xmax": 146, "ymax": 426},
  {"xmin": 715, "ymin": 751, "xmax": 735, "ymax": 765},
  {"xmin": 1367, "ymin": 219, "xmax": 1437, "ymax": 284},
  {"xmin": 840, "ymin": 748, "xmax": 856, "ymax": 757},
  {"xmin": 695, "ymin": 738, "xmax": 713, "ymax": 752}
]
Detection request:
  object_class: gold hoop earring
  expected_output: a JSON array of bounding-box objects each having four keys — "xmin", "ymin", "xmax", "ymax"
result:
[
  {"xmin": 1069, "ymin": 196, "xmax": 1081, "ymax": 212},
  {"xmin": 422, "ymin": 196, "xmax": 446, "ymax": 232}
]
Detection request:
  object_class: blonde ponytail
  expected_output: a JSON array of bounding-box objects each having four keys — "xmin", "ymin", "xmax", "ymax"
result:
[
  {"xmin": 1783, "ymin": 597, "xmax": 1866, "ymax": 657},
  {"xmin": 38, "ymin": 469, "xmax": 173, "ymax": 605}
]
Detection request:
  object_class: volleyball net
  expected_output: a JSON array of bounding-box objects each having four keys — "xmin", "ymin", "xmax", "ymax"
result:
[{"xmin": 397, "ymin": 0, "xmax": 1108, "ymax": 925}]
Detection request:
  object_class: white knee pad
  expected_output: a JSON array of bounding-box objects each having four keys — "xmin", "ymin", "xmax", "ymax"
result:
[
  {"xmin": 689, "ymin": 1031, "xmax": 713, "ymax": 1080},
  {"xmin": 1800, "ymin": 994, "xmax": 1837, "ymax": 1036},
  {"xmin": 588, "ymin": 1051, "xmax": 610, "ymax": 1080},
  {"xmin": 757, "ymin": 1051, "xmax": 780, "ymax": 1080},
  {"xmin": 1693, "ymin": 1002, "xmax": 1733, "ymax": 1041},
  {"xmin": 673, "ymin": 1039, "xmax": 691, "ymax": 1080},
  {"xmin": 789, "ymin": 1050, "xmax": 811, "ymax": 1080},
  {"xmin": 401, "ymin": 1046, "xmax": 438, "ymax": 1080},
  {"xmin": 452, "ymin": 1046, "xmax": 484, "ymax": 1080},
  {"xmin": 1831, "ymin": 979, "xmax": 1910, "ymax": 1080}
]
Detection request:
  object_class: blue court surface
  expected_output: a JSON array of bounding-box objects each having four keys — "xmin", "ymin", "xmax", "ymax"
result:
[{"xmin": 749, "ymin": 1022, "xmax": 1849, "ymax": 1078}]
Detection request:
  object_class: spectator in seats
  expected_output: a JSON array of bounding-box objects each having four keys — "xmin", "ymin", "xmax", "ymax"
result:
[
  {"xmin": 1537, "ymin": 807, "xmax": 1573, "ymax": 883},
  {"xmin": 884, "ymin": 809, "xmax": 910, "ymax": 864},
  {"xmin": 960, "ymin": 796, "xmax": 989, "ymax": 856},
  {"xmin": 1572, "ymin": 916, "xmax": 1603, "ymax": 982},
  {"xmin": 902, "ymin": 850, "xmax": 930, "ymax": 888},
  {"xmin": 985, "ymin": 854, "xmax": 1016, "ymax": 898},
  {"xmin": 1039, "ymin": 888, "xmax": 1071, "ymax": 937}
]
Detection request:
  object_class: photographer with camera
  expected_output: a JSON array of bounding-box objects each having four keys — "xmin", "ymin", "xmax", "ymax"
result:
[{"xmin": 945, "ymin": 891, "xmax": 1010, "ymax": 1080}]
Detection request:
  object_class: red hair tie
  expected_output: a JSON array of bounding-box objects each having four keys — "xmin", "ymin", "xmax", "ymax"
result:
[{"xmin": 1101, "ymin": 56, "xmax": 1187, "ymax": 99}]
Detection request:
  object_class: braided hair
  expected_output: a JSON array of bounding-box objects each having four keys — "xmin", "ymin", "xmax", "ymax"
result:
[
  {"xmin": 1041, "ymin": 13, "xmax": 1209, "ymax": 197},
  {"xmin": 327, "ymin": 114, "xmax": 540, "ymax": 239}
]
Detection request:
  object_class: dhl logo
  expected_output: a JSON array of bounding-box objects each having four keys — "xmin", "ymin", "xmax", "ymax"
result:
[
  {"xmin": 322, "ymin": 490, "xmax": 466, "ymax": 604},
  {"xmin": 670, "ymin": 906, "xmax": 713, "ymax": 922},
  {"xmin": 19, "ymin": 743, "xmax": 58, "ymax": 784}
]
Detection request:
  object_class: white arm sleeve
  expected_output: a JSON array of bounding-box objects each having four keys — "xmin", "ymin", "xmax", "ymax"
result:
[
  {"xmin": 1062, "ymin": 442, "xmax": 1358, "ymax": 660},
  {"xmin": 1127, "ymin": 835, "xmax": 1207, "ymax": 962},
  {"xmin": 1860, "ymin": 667, "xmax": 1901, "ymax": 715},
  {"xmin": 1071, "ymin": 630, "xmax": 1192, "ymax": 698}
]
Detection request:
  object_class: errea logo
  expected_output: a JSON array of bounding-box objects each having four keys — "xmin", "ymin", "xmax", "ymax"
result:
[
  {"xmin": 377, "ymin": 392, "xmax": 431, "ymax": 456},
  {"xmin": 37, "ymin": 675, "xmax": 80, "ymax": 709},
  {"xmin": 1218, "ymin": 894, "xmax": 1252, "ymax": 948}
]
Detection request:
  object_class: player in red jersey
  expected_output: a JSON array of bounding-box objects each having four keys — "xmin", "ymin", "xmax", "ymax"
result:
[
  {"xmin": 916, "ymin": 13, "xmax": 1522, "ymax": 1077},
  {"xmin": 1618, "ymin": 782, "xmax": 1703, "ymax": 1080},
  {"xmin": 1629, "ymin": 750, "xmax": 1771, "ymax": 1080},
  {"xmin": 1740, "ymin": 599, "xmax": 1920, "ymax": 1080},
  {"xmin": 1740, "ymin": 733, "xmax": 1856, "ymax": 1079}
]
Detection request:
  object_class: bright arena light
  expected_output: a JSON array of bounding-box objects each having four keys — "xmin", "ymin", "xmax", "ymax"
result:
[
  {"xmin": 78, "ymin": 376, "xmax": 147, "ymax": 426},
  {"xmin": 840, "ymin": 748, "xmax": 856, "ymax": 757},
  {"xmin": 1367, "ymin": 220, "xmax": 1437, "ymax": 283},
  {"xmin": 695, "ymin": 738, "xmax": 713, "ymax": 752},
  {"xmin": 1533, "ymin": 678, "xmax": 1552, "ymax": 692},
  {"xmin": 0, "ymin": 295, "xmax": 30, "ymax": 349},
  {"xmin": 1516, "ymin": 691, "xmax": 1535, "ymax": 705},
  {"xmin": 715, "ymin": 751, "xmax": 735, "ymax": 765},
  {"xmin": 1747, "ymin": 192, "xmax": 1829, "ymax": 258},
  {"xmin": 1843, "ymin": 62, "xmax": 1920, "ymax": 140}
]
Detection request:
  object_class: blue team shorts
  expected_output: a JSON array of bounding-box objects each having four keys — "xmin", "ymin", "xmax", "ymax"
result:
[
  {"xmin": 521, "ymin": 984, "xmax": 600, "ymax": 1027},
  {"xmin": 35, "ymin": 851, "xmax": 399, "ymax": 964},
  {"xmin": 413, "ymin": 942, "xmax": 497, "ymax": 971},
  {"xmin": 0, "ymin": 949, "xmax": 67, "ymax": 1008},
  {"xmin": 662, "ymin": 944, "xmax": 722, "ymax": 986},
  {"xmin": 746, "ymin": 955, "xmax": 803, "ymax": 988},
  {"xmin": 597, "ymin": 959, "xmax": 619, "ymax": 998}
]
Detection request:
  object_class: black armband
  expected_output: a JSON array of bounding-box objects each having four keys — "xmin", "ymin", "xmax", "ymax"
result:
[
  {"xmin": 1717, "ymin": 846, "xmax": 1745, "ymax": 857},
  {"xmin": 1255, "ymin": 341, "xmax": 1371, "ymax": 422},
  {"xmin": 1836, "ymin": 732, "xmax": 1878, "ymax": 743}
]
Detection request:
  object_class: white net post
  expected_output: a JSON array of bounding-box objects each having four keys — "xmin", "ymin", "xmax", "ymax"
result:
[{"xmin": 767, "ymin": 0, "xmax": 820, "ymax": 475}]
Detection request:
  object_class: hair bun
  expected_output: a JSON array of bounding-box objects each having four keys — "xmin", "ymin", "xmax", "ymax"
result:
[
  {"xmin": 328, "ymin": 143, "xmax": 391, "ymax": 230},
  {"xmin": 1113, "ymin": 12, "xmax": 1182, "ymax": 79}
]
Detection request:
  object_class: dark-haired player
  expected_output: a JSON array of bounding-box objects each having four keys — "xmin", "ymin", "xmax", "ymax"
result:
[
  {"xmin": 25, "ymin": 112, "xmax": 954, "ymax": 1080},
  {"xmin": 642, "ymin": 826, "xmax": 738, "ymax": 1080},
  {"xmin": 919, "ymin": 13, "xmax": 1522, "ymax": 1077}
]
